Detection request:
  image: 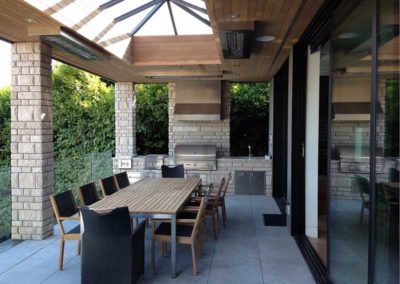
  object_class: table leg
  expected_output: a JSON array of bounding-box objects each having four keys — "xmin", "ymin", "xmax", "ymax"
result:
[{"xmin": 171, "ymin": 214, "xmax": 177, "ymax": 278}]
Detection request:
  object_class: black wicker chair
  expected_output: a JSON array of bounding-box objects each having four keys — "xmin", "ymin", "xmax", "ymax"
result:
[
  {"xmin": 81, "ymin": 207, "xmax": 146, "ymax": 284},
  {"xmin": 78, "ymin": 182, "xmax": 100, "ymax": 206},
  {"xmin": 161, "ymin": 165, "xmax": 185, "ymax": 178},
  {"xmin": 114, "ymin": 171, "xmax": 130, "ymax": 190},
  {"xmin": 100, "ymin": 176, "xmax": 118, "ymax": 196}
]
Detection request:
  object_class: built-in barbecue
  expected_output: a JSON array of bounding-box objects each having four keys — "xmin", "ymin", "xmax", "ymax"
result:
[
  {"xmin": 175, "ymin": 144, "xmax": 217, "ymax": 171},
  {"xmin": 337, "ymin": 145, "xmax": 383, "ymax": 173},
  {"xmin": 144, "ymin": 154, "xmax": 166, "ymax": 170}
]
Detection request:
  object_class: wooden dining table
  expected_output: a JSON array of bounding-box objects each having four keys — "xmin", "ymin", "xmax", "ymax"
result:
[{"xmin": 89, "ymin": 177, "xmax": 201, "ymax": 278}]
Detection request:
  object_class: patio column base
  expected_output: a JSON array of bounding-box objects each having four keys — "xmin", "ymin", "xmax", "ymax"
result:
[{"xmin": 10, "ymin": 42, "xmax": 54, "ymax": 240}]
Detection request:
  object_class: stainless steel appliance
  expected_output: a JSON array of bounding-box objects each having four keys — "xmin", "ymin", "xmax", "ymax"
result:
[
  {"xmin": 338, "ymin": 145, "xmax": 383, "ymax": 173},
  {"xmin": 144, "ymin": 155, "xmax": 165, "ymax": 170},
  {"xmin": 175, "ymin": 144, "xmax": 217, "ymax": 171}
]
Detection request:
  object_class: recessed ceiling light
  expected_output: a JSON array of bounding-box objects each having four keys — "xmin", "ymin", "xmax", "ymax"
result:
[
  {"xmin": 256, "ymin": 35, "xmax": 276, "ymax": 42},
  {"xmin": 25, "ymin": 18, "xmax": 36, "ymax": 23},
  {"xmin": 337, "ymin": 32, "xmax": 359, "ymax": 39}
]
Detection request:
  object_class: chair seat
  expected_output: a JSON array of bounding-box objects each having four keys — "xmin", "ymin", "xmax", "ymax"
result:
[
  {"xmin": 155, "ymin": 223, "xmax": 193, "ymax": 237},
  {"xmin": 67, "ymin": 224, "xmax": 80, "ymax": 235},
  {"xmin": 178, "ymin": 211, "xmax": 197, "ymax": 219}
]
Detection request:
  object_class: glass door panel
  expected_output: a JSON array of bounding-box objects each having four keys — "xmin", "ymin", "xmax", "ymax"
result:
[
  {"xmin": 330, "ymin": 0, "xmax": 373, "ymax": 283},
  {"xmin": 374, "ymin": 0, "xmax": 399, "ymax": 283}
]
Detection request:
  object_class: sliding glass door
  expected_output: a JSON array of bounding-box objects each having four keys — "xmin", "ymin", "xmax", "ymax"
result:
[
  {"xmin": 329, "ymin": 0, "xmax": 373, "ymax": 283},
  {"xmin": 374, "ymin": 0, "xmax": 399, "ymax": 282}
]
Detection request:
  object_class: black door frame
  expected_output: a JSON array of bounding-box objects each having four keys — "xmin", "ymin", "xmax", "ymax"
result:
[
  {"xmin": 272, "ymin": 59, "xmax": 289, "ymax": 204},
  {"xmin": 289, "ymin": 1, "xmax": 338, "ymax": 283},
  {"xmin": 288, "ymin": 0, "xmax": 389, "ymax": 283}
]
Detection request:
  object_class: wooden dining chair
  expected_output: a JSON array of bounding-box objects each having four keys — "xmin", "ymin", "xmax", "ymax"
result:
[
  {"xmin": 114, "ymin": 171, "xmax": 130, "ymax": 190},
  {"xmin": 218, "ymin": 172, "xmax": 232, "ymax": 227},
  {"xmin": 151, "ymin": 196, "xmax": 208, "ymax": 276},
  {"xmin": 50, "ymin": 190, "xmax": 81, "ymax": 270},
  {"xmin": 353, "ymin": 175, "xmax": 370, "ymax": 224},
  {"xmin": 100, "ymin": 175, "xmax": 118, "ymax": 196},
  {"xmin": 77, "ymin": 182, "xmax": 100, "ymax": 206},
  {"xmin": 161, "ymin": 165, "xmax": 185, "ymax": 178},
  {"xmin": 184, "ymin": 177, "xmax": 226, "ymax": 240}
]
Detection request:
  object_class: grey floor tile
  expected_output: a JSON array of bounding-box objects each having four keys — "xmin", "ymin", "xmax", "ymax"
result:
[{"xmin": 0, "ymin": 196, "xmax": 315, "ymax": 284}]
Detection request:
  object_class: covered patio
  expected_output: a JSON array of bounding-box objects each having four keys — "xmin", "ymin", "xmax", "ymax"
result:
[
  {"xmin": 0, "ymin": 195, "xmax": 314, "ymax": 284},
  {"xmin": 3, "ymin": 0, "xmax": 398, "ymax": 284}
]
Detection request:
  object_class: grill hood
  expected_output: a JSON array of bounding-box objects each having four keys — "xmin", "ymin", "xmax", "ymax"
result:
[{"xmin": 174, "ymin": 80, "xmax": 221, "ymax": 121}]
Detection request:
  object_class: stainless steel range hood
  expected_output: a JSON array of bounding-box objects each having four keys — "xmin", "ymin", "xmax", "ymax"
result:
[{"xmin": 174, "ymin": 80, "xmax": 221, "ymax": 121}]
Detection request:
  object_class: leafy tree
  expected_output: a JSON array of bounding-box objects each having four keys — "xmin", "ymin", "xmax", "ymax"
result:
[
  {"xmin": 384, "ymin": 80, "xmax": 399, "ymax": 157},
  {"xmin": 0, "ymin": 87, "xmax": 10, "ymax": 167},
  {"xmin": 230, "ymin": 83, "xmax": 270, "ymax": 156},
  {"xmin": 135, "ymin": 84, "xmax": 168, "ymax": 154},
  {"xmin": 52, "ymin": 63, "xmax": 115, "ymax": 159}
]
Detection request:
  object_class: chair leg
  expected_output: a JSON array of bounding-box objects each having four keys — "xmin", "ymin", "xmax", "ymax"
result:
[
  {"xmin": 198, "ymin": 235, "xmax": 203, "ymax": 257},
  {"xmin": 191, "ymin": 243, "xmax": 197, "ymax": 276},
  {"xmin": 222, "ymin": 205, "xmax": 226, "ymax": 228},
  {"xmin": 151, "ymin": 238, "xmax": 155, "ymax": 273},
  {"xmin": 212, "ymin": 213, "xmax": 218, "ymax": 240},
  {"xmin": 160, "ymin": 241, "xmax": 165, "ymax": 256},
  {"xmin": 59, "ymin": 239, "xmax": 65, "ymax": 271},
  {"xmin": 77, "ymin": 239, "xmax": 81, "ymax": 255},
  {"xmin": 360, "ymin": 204, "xmax": 365, "ymax": 224},
  {"xmin": 202, "ymin": 218, "xmax": 208, "ymax": 241},
  {"xmin": 222, "ymin": 200, "xmax": 227, "ymax": 221}
]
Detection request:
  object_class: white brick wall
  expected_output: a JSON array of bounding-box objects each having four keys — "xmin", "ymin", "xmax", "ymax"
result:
[
  {"xmin": 168, "ymin": 82, "xmax": 231, "ymax": 157},
  {"xmin": 11, "ymin": 42, "xmax": 54, "ymax": 240},
  {"xmin": 115, "ymin": 82, "xmax": 136, "ymax": 157}
]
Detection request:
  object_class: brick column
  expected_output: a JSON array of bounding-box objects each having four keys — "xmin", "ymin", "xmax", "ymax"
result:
[
  {"xmin": 11, "ymin": 42, "xmax": 54, "ymax": 240},
  {"xmin": 115, "ymin": 82, "xmax": 136, "ymax": 157}
]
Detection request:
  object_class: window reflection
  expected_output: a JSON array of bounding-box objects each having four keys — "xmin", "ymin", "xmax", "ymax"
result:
[
  {"xmin": 330, "ymin": 1, "xmax": 373, "ymax": 283},
  {"xmin": 374, "ymin": 0, "xmax": 399, "ymax": 283}
]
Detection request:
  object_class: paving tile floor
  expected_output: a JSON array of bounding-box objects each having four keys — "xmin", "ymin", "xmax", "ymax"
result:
[{"xmin": 0, "ymin": 195, "xmax": 315, "ymax": 284}]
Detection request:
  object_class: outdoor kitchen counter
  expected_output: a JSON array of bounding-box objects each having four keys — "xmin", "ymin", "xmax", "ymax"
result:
[{"xmin": 115, "ymin": 156, "xmax": 272, "ymax": 196}]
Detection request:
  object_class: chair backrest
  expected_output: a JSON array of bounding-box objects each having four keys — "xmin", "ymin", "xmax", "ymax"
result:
[
  {"xmin": 50, "ymin": 190, "xmax": 79, "ymax": 235},
  {"xmin": 100, "ymin": 176, "xmax": 118, "ymax": 196},
  {"xmin": 78, "ymin": 182, "xmax": 100, "ymax": 206},
  {"xmin": 353, "ymin": 175, "xmax": 369, "ymax": 201},
  {"xmin": 221, "ymin": 172, "xmax": 232, "ymax": 198},
  {"xmin": 161, "ymin": 165, "xmax": 184, "ymax": 178},
  {"xmin": 114, "ymin": 171, "xmax": 130, "ymax": 190},
  {"xmin": 211, "ymin": 177, "xmax": 226, "ymax": 208},
  {"xmin": 192, "ymin": 195, "xmax": 208, "ymax": 238},
  {"xmin": 81, "ymin": 207, "xmax": 132, "ymax": 237}
]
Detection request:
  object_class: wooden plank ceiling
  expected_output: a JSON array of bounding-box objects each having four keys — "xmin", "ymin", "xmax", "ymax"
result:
[{"xmin": 0, "ymin": 0, "xmax": 323, "ymax": 83}]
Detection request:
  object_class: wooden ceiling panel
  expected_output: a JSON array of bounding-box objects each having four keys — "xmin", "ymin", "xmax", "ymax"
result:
[{"xmin": 0, "ymin": 0, "xmax": 324, "ymax": 83}]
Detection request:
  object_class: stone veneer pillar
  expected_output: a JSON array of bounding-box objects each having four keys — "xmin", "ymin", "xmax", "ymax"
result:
[
  {"xmin": 115, "ymin": 82, "xmax": 136, "ymax": 157},
  {"xmin": 11, "ymin": 42, "xmax": 54, "ymax": 240}
]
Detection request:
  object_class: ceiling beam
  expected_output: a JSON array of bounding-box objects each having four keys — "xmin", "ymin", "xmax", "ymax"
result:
[
  {"xmin": 100, "ymin": 0, "xmax": 124, "ymax": 10},
  {"xmin": 167, "ymin": 0, "xmax": 178, "ymax": 35},
  {"xmin": 172, "ymin": 1, "xmax": 210, "ymax": 27},
  {"xmin": 115, "ymin": 0, "xmax": 162, "ymax": 22},
  {"xmin": 129, "ymin": 1, "xmax": 165, "ymax": 35},
  {"xmin": 170, "ymin": 0, "xmax": 207, "ymax": 15}
]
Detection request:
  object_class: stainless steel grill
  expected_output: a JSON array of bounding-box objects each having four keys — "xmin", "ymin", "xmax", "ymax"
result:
[
  {"xmin": 175, "ymin": 144, "xmax": 217, "ymax": 171},
  {"xmin": 144, "ymin": 154, "xmax": 165, "ymax": 170},
  {"xmin": 338, "ymin": 145, "xmax": 383, "ymax": 173}
]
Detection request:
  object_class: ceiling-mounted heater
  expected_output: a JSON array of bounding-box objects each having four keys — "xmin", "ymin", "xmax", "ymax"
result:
[
  {"xmin": 220, "ymin": 30, "xmax": 253, "ymax": 59},
  {"xmin": 41, "ymin": 29, "xmax": 105, "ymax": 61}
]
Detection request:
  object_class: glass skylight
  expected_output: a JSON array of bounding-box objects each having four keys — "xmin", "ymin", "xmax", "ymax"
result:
[{"xmin": 24, "ymin": 0, "xmax": 212, "ymax": 40}]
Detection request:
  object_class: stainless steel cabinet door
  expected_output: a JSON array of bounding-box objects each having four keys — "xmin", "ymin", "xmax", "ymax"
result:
[
  {"xmin": 250, "ymin": 171, "xmax": 266, "ymax": 195},
  {"xmin": 235, "ymin": 171, "xmax": 251, "ymax": 194},
  {"xmin": 235, "ymin": 171, "xmax": 265, "ymax": 195}
]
